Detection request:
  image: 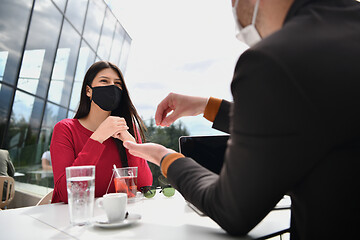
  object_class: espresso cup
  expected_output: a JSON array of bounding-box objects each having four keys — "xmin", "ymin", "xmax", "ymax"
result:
[{"xmin": 96, "ymin": 193, "xmax": 127, "ymax": 223}]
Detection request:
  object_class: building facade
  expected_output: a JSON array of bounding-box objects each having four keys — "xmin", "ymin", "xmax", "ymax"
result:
[{"xmin": 0, "ymin": 0, "xmax": 131, "ymax": 177}]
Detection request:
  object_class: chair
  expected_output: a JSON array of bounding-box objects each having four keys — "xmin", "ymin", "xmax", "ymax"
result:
[
  {"xmin": 0, "ymin": 176, "xmax": 15, "ymax": 209},
  {"xmin": 36, "ymin": 190, "xmax": 53, "ymax": 206}
]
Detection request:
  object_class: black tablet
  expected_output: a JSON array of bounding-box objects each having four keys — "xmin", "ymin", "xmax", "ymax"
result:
[{"xmin": 178, "ymin": 135, "xmax": 229, "ymax": 174}]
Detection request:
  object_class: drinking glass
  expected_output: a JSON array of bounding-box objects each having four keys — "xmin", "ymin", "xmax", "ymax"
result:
[
  {"xmin": 66, "ymin": 165, "xmax": 95, "ymax": 226},
  {"xmin": 113, "ymin": 167, "xmax": 137, "ymax": 200}
]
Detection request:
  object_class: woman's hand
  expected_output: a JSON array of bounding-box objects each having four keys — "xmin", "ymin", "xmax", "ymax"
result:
[
  {"xmin": 123, "ymin": 141, "xmax": 176, "ymax": 166},
  {"xmin": 155, "ymin": 93, "xmax": 208, "ymax": 127},
  {"xmin": 91, "ymin": 116, "xmax": 133, "ymax": 143},
  {"xmin": 112, "ymin": 129, "xmax": 136, "ymax": 143}
]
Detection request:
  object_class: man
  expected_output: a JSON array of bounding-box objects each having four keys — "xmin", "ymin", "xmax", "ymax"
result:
[
  {"xmin": 0, "ymin": 149, "xmax": 15, "ymax": 178},
  {"xmin": 124, "ymin": 0, "xmax": 360, "ymax": 239},
  {"xmin": 41, "ymin": 150, "xmax": 52, "ymax": 171},
  {"xmin": 0, "ymin": 149, "xmax": 15, "ymax": 201}
]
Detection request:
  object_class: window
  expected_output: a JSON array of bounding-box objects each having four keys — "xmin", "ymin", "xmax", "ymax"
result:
[
  {"xmin": 18, "ymin": 49, "xmax": 46, "ymax": 95},
  {"xmin": 7, "ymin": 91, "xmax": 44, "ymax": 169},
  {"xmin": 17, "ymin": 0, "xmax": 63, "ymax": 97},
  {"xmin": 0, "ymin": 84, "xmax": 13, "ymax": 144},
  {"xmin": 69, "ymin": 40, "xmax": 95, "ymax": 111},
  {"xmin": 119, "ymin": 35, "xmax": 132, "ymax": 74},
  {"xmin": 65, "ymin": 0, "xmax": 88, "ymax": 34},
  {"xmin": 97, "ymin": 8, "xmax": 116, "ymax": 60},
  {"xmin": 109, "ymin": 22, "xmax": 125, "ymax": 65},
  {"xmin": 82, "ymin": 0, "xmax": 106, "ymax": 51},
  {"xmin": 38, "ymin": 102, "xmax": 67, "ymax": 158},
  {"xmin": 0, "ymin": 51, "xmax": 9, "ymax": 82},
  {"xmin": 48, "ymin": 20, "xmax": 81, "ymax": 107},
  {"xmin": 0, "ymin": 0, "xmax": 32, "ymax": 85},
  {"xmin": 52, "ymin": 0, "xmax": 67, "ymax": 12}
]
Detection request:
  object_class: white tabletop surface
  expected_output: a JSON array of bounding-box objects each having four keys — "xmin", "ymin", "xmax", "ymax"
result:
[{"xmin": 0, "ymin": 190, "xmax": 290, "ymax": 240}]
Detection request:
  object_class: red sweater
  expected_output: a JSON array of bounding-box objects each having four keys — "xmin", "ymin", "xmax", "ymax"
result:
[{"xmin": 50, "ymin": 118, "xmax": 153, "ymax": 203}]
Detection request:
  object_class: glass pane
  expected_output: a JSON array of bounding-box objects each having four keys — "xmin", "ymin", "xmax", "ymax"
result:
[
  {"xmin": 18, "ymin": 49, "xmax": 45, "ymax": 94},
  {"xmin": 83, "ymin": 0, "xmax": 106, "ymax": 51},
  {"xmin": 0, "ymin": 51, "xmax": 9, "ymax": 81},
  {"xmin": 48, "ymin": 20, "xmax": 81, "ymax": 107},
  {"xmin": 67, "ymin": 110, "xmax": 75, "ymax": 119},
  {"xmin": 69, "ymin": 41, "xmax": 95, "ymax": 111},
  {"xmin": 52, "ymin": 0, "xmax": 67, "ymax": 12},
  {"xmin": 0, "ymin": 83, "xmax": 13, "ymax": 144},
  {"xmin": 119, "ymin": 34, "xmax": 132, "ymax": 74},
  {"xmin": 38, "ymin": 102, "xmax": 67, "ymax": 156},
  {"xmin": 0, "ymin": 0, "xmax": 32, "ymax": 85},
  {"xmin": 17, "ymin": 0, "xmax": 63, "ymax": 97},
  {"xmin": 97, "ymin": 8, "xmax": 116, "ymax": 60},
  {"xmin": 109, "ymin": 22, "xmax": 125, "ymax": 65},
  {"xmin": 8, "ymin": 91, "xmax": 44, "ymax": 169},
  {"xmin": 65, "ymin": 0, "xmax": 88, "ymax": 34}
]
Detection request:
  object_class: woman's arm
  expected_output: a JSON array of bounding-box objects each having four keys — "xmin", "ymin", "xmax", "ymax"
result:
[{"xmin": 50, "ymin": 121, "xmax": 105, "ymax": 203}]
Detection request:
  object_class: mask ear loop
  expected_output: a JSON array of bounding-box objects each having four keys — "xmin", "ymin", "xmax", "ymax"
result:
[{"xmin": 106, "ymin": 170, "xmax": 115, "ymax": 194}]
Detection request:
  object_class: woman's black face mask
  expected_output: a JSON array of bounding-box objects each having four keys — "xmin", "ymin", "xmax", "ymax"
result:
[{"xmin": 88, "ymin": 85, "xmax": 122, "ymax": 111}]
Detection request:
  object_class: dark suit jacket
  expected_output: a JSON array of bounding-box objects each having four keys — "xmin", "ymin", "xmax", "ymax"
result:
[{"xmin": 167, "ymin": 0, "xmax": 360, "ymax": 239}]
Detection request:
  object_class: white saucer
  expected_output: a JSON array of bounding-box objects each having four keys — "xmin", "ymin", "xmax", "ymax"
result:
[{"xmin": 93, "ymin": 213, "xmax": 141, "ymax": 228}]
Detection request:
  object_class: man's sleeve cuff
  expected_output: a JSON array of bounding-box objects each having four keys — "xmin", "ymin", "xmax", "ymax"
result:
[
  {"xmin": 203, "ymin": 97, "xmax": 222, "ymax": 122},
  {"xmin": 160, "ymin": 153, "xmax": 185, "ymax": 178}
]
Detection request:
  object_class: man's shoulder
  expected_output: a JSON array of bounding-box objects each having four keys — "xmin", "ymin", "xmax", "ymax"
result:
[
  {"xmin": 256, "ymin": 4, "xmax": 360, "ymax": 58},
  {"xmin": 0, "ymin": 149, "xmax": 9, "ymax": 158}
]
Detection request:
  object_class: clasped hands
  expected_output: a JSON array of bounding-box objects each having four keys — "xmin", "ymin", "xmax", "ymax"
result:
[{"xmin": 91, "ymin": 116, "xmax": 135, "ymax": 144}]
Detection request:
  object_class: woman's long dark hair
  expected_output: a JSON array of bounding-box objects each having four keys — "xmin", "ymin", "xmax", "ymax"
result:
[{"xmin": 74, "ymin": 61, "xmax": 146, "ymax": 167}]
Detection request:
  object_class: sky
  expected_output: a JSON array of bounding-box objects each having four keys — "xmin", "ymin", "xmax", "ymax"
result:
[{"xmin": 106, "ymin": 0, "xmax": 249, "ymax": 135}]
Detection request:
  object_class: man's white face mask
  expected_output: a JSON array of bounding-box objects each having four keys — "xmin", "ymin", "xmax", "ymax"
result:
[{"xmin": 232, "ymin": 0, "xmax": 262, "ymax": 46}]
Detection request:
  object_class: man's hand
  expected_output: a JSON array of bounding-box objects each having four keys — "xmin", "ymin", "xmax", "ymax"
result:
[
  {"xmin": 123, "ymin": 141, "xmax": 176, "ymax": 166},
  {"xmin": 155, "ymin": 93, "xmax": 208, "ymax": 127}
]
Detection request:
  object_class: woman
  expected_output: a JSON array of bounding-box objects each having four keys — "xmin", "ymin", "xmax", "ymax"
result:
[{"xmin": 50, "ymin": 61, "xmax": 153, "ymax": 203}]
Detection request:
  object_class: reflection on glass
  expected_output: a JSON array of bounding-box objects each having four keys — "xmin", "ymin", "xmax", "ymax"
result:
[
  {"xmin": 109, "ymin": 23, "xmax": 125, "ymax": 65},
  {"xmin": 48, "ymin": 48, "xmax": 70, "ymax": 104},
  {"xmin": 0, "ymin": 0, "xmax": 32, "ymax": 85},
  {"xmin": 8, "ymin": 90, "xmax": 44, "ymax": 168},
  {"xmin": 38, "ymin": 102, "xmax": 67, "ymax": 156},
  {"xmin": 0, "ymin": 83, "xmax": 13, "ymax": 143},
  {"xmin": 18, "ymin": 49, "xmax": 45, "ymax": 94},
  {"xmin": 65, "ymin": 0, "xmax": 88, "ymax": 34},
  {"xmin": 97, "ymin": 8, "xmax": 116, "ymax": 60},
  {"xmin": 11, "ymin": 91, "xmax": 36, "ymax": 126},
  {"xmin": 69, "ymin": 41, "xmax": 95, "ymax": 110},
  {"xmin": 48, "ymin": 20, "xmax": 81, "ymax": 106},
  {"xmin": 67, "ymin": 110, "xmax": 75, "ymax": 119},
  {"xmin": 17, "ymin": 0, "xmax": 62, "ymax": 97},
  {"xmin": 52, "ymin": 0, "xmax": 67, "ymax": 12},
  {"xmin": 119, "ymin": 35, "xmax": 132, "ymax": 74},
  {"xmin": 0, "ymin": 51, "xmax": 9, "ymax": 81},
  {"xmin": 83, "ymin": 0, "xmax": 106, "ymax": 51}
]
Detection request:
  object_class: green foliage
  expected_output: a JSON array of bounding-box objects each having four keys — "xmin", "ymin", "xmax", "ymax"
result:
[{"xmin": 144, "ymin": 119, "xmax": 189, "ymax": 187}]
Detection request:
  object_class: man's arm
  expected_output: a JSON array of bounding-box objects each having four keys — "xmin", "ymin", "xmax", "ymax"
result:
[
  {"xmin": 166, "ymin": 49, "xmax": 318, "ymax": 235},
  {"xmin": 42, "ymin": 158, "xmax": 52, "ymax": 171}
]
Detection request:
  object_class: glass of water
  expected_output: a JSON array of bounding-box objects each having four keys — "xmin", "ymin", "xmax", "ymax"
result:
[{"xmin": 66, "ymin": 165, "xmax": 95, "ymax": 226}]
